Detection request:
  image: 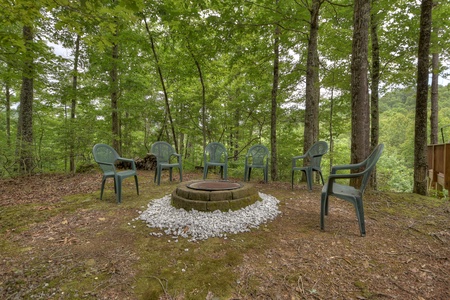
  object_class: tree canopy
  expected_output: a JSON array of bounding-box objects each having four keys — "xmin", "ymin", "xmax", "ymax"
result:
[{"xmin": 1, "ymin": 0, "xmax": 449, "ymax": 193}]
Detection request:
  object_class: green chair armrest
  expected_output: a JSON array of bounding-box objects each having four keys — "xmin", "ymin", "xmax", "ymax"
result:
[
  {"xmin": 293, "ymin": 154, "xmax": 308, "ymax": 160},
  {"xmin": 331, "ymin": 161, "xmax": 367, "ymax": 174},
  {"xmin": 171, "ymin": 153, "xmax": 181, "ymax": 162},
  {"xmin": 292, "ymin": 154, "xmax": 308, "ymax": 167}
]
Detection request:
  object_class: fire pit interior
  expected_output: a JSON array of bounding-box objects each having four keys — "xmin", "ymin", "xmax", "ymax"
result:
[{"xmin": 172, "ymin": 180, "xmax": 261, "ymax": 212}]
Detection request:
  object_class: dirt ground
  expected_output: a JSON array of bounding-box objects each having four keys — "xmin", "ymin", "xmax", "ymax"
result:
[{"xmin": 0, "ymin": 171, "xmax": 449, "ymax": 299}]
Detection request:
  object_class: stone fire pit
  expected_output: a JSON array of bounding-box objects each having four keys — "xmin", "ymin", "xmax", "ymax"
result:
[{"xmin": 171, "ymin": 180, "xmax": 261, "ymax": 212}]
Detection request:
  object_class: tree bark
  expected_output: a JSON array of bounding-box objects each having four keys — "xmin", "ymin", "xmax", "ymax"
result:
[
  {"xmin": 144, "ymin": 18, "xmax": 178, "ymax": 152},
  {"xmin": 430, "ymin": 51, "xmax": 439, "ymax": 144},
  {"xmin": 414, "ymin": 0, "xmax": 433, "ymax": 195},
  {"xmin": 370, "ymin": 0, "xmax": 380, "ymax": 189},
  {"xmin": 16, "ymin": 25, "xmax": 34, "ymax": 174},
  {"xmin": 187, "ymin": 44, "xmax": 207, "ymax": 150},
  {"xmin": 328, "ymin": 70, "xmax": 335, "ymax": 172},
  {"xmin": 350, "ymin": 0, "xmax": 371, "ymax": 187},
  {"xmin": 303, "ymin": 0, "xmax": 321, "ymax": 156},
  {"xmin": 70, "ymin": 34, "xmax": 80, "ymax": 173},
  {"xmin": 233, "ymin": 108, "xmax": 240, "ymax": 161},
  {"xmin": 5, "ymin": 78, "xmax": 11, "ymax": 147},
  {"xmin": 270, "ymin": 23, "xmax": 280, "ymax": 182},
  {"xmin": 110, "ymin": 38, "xmax": 121, "ymax": 154}
]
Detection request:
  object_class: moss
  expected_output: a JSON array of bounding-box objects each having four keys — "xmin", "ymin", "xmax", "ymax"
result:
[
  {"xmin": 134, "ymin": 230, "xmax": 272, "ymax": 299},
  {"xmin": 354, "ymin": 280, "xmax": 373, "ymax": 298}
]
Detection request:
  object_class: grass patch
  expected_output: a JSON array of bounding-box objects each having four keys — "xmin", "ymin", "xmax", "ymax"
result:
[{"xmin": 134, "ymin": 226, "xmax": 274, "ymax": 299}]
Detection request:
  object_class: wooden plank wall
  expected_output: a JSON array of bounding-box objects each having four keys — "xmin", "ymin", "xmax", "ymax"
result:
[{"xmin": 427, "ymin": 143, "xmax": 450, "ymax": 191}]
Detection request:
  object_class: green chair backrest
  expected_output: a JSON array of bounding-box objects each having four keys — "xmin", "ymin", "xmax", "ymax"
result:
[
  {"xmin": 308, "ymin": 141, "xmax": 328, "ymax": 168},
  {"xmin": 359, "ymin": 144, "xmax": 384, "ymax": 193},
  {"xmin": 247, "ymin": 145, "xmax": 269, "ymax": 165},
  {"xmin": 151, "ymin": 141, "xmax": 176, "ymax": 164},
  {"xmin": 205, "ymin": 142, "xmax": 227, "ymax": 163},
  {"xmin": 92, "ymin": 144, "xmax": 120, "ymax": 173}
]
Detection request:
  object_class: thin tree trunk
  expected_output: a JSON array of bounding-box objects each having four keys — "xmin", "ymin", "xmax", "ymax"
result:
[
  {"xmin": 70, "ymin": 34, "xmax": 80, "ymax": 173},
  {"xmin": 233, "ymin": 108, "xmax": 240, "ymax": 161},
  {"xmin": 16, "ymin": 25, "xmax": 34, "ymax": 174},
  {"xmin": 110, "ymin": 36, "xmax": 121, "ymax": 154},
  {"xmin": 5, "ymin": 79, "xmax": 11, "ymax": 147},
  {"xmin": 350, "ymin": 0, "xmax": 371, "ymax": 187},
  {"xmin": 303, "ymin": 0, "xmax": 321, "ymax": 155},
  {"xmin": 414, "ymin": 0, "xmax": 433, "ymax": 195},
  {"xmin": 270, "ymin": 22, "xmax": 280, "ymax": 182},
  {"xmin": 179, "ymin": 132, "xmax": 185, "ymax": 161},
  {"xmin": 430, "ymin": 51, "xmax": 439, "ymax": 144},
  {"xmin": 184, "ymin": 135, "xmax": 190, "ymax": 160},
  {"xmin": 370, "ymin": 0, "xmax": 380, "ymax": 189},
  {"xmin": 144, "ymin": 18, "xmax": 178, "ymax": 152},
  {"xmin": 187, "ymin": 45, "xmax": 207, "ymax": 150},
  {"xmin": 329, "ymin": 72, "xmax": 335, "ymax": 172}
]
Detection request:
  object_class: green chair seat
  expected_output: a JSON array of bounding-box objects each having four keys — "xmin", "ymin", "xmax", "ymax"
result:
[
  {"xmin": 151, "ymin": 141, "xmax": 183, "ymax": 185},
  {"xmin": 92, "ymin": 144, "xmax": 139, "ymax": 203},
  {"xmin": 321, "ymin": 144, "xmax": 384, "ymax": 236},
  {"xmin": 292, "ymin": 141, "xmax": 328, "ymax": 191},
  {"xmin": 203, "ymin": 142, "xmax": 228, "ymax": 180},
  {"xmin": 244, "ymin": 144, "xmax": 269, "ymax": 183}
]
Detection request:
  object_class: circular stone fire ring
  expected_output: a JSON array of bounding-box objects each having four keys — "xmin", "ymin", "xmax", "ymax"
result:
[{"xmin": 171, "ymin": 180, "xmax": 261, "ymax": 212}]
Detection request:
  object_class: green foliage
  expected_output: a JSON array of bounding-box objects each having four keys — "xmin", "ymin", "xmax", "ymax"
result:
[
  {"xmin": 1, "ymin": 0, "xmax": 450, "ymax": 191},
  {"xmin": 377, "ymin": 146, "xmax": 414, "ymax": 192}
]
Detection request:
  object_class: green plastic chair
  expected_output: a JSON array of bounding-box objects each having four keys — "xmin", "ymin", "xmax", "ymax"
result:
[
  {"xmin": 292, "ymin": 141, "xmax": 328, "ymax": 190},
  {"xmin": 203, "ymin": 142, "xmax": 228, "ymax": 180},
  {"xmin": 92, "ymin": 144, "xmax": 139, "ymax": 203},
  {"xmin": 244, "ymin": 144, "xmax": 269, "ymax": 183},
  {"xmin": 151, "ymin": 141, "xmax": 182, "ymax": 185},
  {"xmin": 320, "ymin": 144, "xmax": 384, "ymax": 236}
]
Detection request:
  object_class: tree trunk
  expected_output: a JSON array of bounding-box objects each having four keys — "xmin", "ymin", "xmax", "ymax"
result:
[
  {"xmin": 350, "ymin": 0, "xmax": 371, "ymax": 187},
  {"xmin": 16, "ymin": 25, "xmax": 34, "ymax": 174},
  {"xmin": 144, "ymin": 18, "xmax": 178, "ymax": 152},
  {"xmin": 5, "ymin": 78, "xmax": 11, "ymax": 147},
  {"xmin": 270, "ymin": 23, "xmax": 280, "ymax": 182},
  {"xmin": 328, "ymin": 71, "xmax": 335, "ymax": 172},
  {"xmin": 70, "ymin": 34, "xmax": 80, "ymax": 173},
  {"xmin": 233, "ymin": 108, "xmax": 240, "ymax": 161},
  {"xmin": 414, "ymin": 0, "xmax": 432, "ymax": 195},
  {"xmin": 110, "ymin": 38, "xmax": 121, "ymax": 154},
  {"xmin": 430, "ymin": 51, "xmax": 439, "ymax": 144},
  {"xmin": 188, "ymin": 45, "xmax": 207, "ymax": 150},
  {"xmin": 303, "ymin": 0, "xmax": 321, "ymax": 156},
  {"xmin": 370, "ymin": 0, "xmax": 380, "ymax": 189}
]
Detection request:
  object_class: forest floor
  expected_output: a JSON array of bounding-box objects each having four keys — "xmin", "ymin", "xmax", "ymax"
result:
[{"xmin": 1, "ymin": 170, "xmax": 449, "ymax": 300}]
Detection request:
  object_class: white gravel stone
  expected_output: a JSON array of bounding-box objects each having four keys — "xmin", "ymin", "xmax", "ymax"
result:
[{"xmin": 138, "ymin": 192, "xmax": 281, "ymax": 242}]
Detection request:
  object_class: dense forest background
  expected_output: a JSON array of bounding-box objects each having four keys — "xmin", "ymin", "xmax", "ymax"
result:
[{"xmin": 1, "ymin": 0, "xmax": 449, "ymax": 193}]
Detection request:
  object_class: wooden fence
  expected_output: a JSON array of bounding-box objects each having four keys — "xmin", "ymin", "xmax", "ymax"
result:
[{"xmin": 427, "ymin": 143, "xmax": 450, "ymax": 191}]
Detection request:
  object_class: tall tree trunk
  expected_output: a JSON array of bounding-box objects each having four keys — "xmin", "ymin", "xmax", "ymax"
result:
[
  {"xmin": 303, "ymin": 0, "xmax": 321, "ymax": 155},
  {"xmin": 70, "ymin": 34, "xmax": 80, "ymax": 173},
  {"xmin": 187, "ymin": 45, "xmax": 207, "ymax": 150},
  {"xmin": 110, "ymin": 39, "xmax": 121, "ymax": 154},
  {"xmin": 233, "ymin": 108, "xmax": 240, "ymax": 161},
  {"xmin": 270, "ymin": 22, "xmax": 280, "ymax": 182},
  {"xmin": 179, "ymin": 132, "xmax": 185, "ymax": 161},
  {"xmin": 328, "ymin": 71, "xmax": 335, "ymax": 172},
  {"xmin": 16, "ymin": 25, "xmax": 34, "ymax": 174},
  {"xmin": 414, "ymin": 0, "xmax": 433, "ymax": 195},
  {"xmin": 144, "ymin": 18, "xmax": 178, "ymax": 152},
  {"xmin": 430, "ymin": 51, "xmax": 439, "ymax": 144},
  {"xmin": 370, "ymin": 0, "xmax": 380, "ymax": 189},
  {"xmin": 350, "ymin": 0, "xmax": 371, "ymax": 187},
  {"xmin": 5, "ymin": 79, "xmax": 11, "ymax": 147}
]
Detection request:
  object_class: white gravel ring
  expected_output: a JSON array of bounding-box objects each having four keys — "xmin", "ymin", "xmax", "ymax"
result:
[{"xmin": 137, "ymin": 192, "xmax": 281, "ymax": 242}]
